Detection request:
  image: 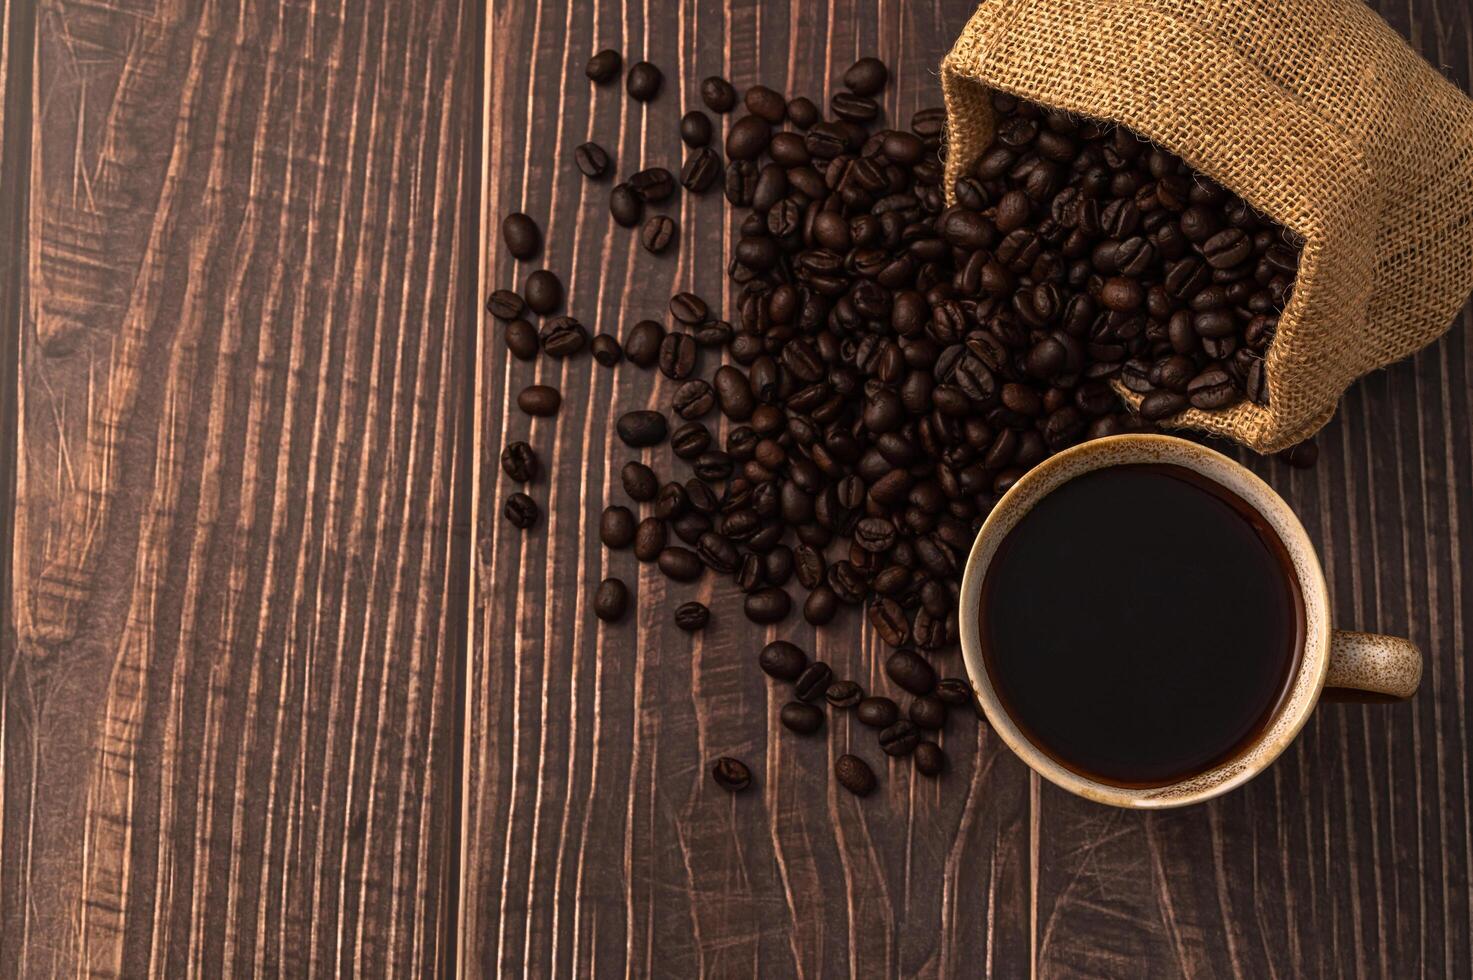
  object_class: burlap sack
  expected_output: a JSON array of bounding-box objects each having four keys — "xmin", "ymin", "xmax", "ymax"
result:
[{"xmin": 941, "ymin": 0, "xmax": 1473, "ymax": 452}]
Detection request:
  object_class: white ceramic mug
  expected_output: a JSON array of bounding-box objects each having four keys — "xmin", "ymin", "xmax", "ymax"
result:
[{"xmin": 958, "ymin": 434, "xmax": 1421, "ymax": 808}]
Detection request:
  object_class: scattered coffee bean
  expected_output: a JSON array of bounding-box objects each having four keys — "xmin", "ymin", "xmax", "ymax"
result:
[
  {"xmin": 500, "ymin": 441, "xmax": 538, "ymax": 483},
  {"xmin": 879, "ymin": 720, "xmax": 920, "ymax": 757},
  {"xmin": 744, "ymin": 85, "xmax": 787, "ymax": 124},
  {"xmin": 1280, "ymin": 437, "xmax": 1319, "ymax": 468},
  {"xmin": 610, "ymin": 183, "xmax": 643, "ymax": 226},
  {"xmin": 670, "ymin": 421, "xmax": 711, "ymax": 458},
  {"xmin": 540, "ymin": 315, "xmax": 586, "ymax": 358},
  {"xmin": 504, "ymin": 319, "xmax": 539, "ymax": 360},
  {"xmin": 517, "ymin": 385, "xmax": 561, "ymax": 416},
  {"xmin": 594, "ymin": 578, "xmax": 629, "ymax": 621},
  {"xmin": 825, "ymin": 680, "xmax": 863, "ymax": 708},
  {"xmin": 835, "ymin": 754, "xmax": 876, "ymax": 796},
  {"xmin": 792, "ymin": 661, "xmax": 833, "ymax": 701},
  {"xmin": 488, "ymin": 289, "xmax": 525, "ymax": 321},
  {"xmin": 803, "ymin": 585, "xmax": 838, "ymax": 625},
  {"xmin": 633, "ymin": 517, "xmax": 666, "ymax": 561},
  {"xmin": 913, "ymin": 742, "xmax": 946, "ymax": 776},
  {"xmin": 591, "ymin": 333, "xmax": 623, "ymax": 366},
  {"xmin": 745, "ymin": 587, "xmax": 792, "ymax": 624},
  {"xmin": 787, "ymin": 97, "xmax": 819, "ymax": 129},
  {"xmin": 712, "ymin": 756, "xmax": 751, "ymax": 791},
  {"xmin": 626, "ymin": 61, "xmax": 662, "ymax": 101},
  {"xmin": 908, "ymin": 696, "xmax": 947, "ymax": 731},
  {"xmin": 585, "ymin": 49, "xmax": 622, "ymax": 84},
  {"xmin": 641, "ymin": 215, "xmax": 676, "ymax": 254},
  {"xmin": 575, "ymin": 141, "xmax": 611, "ymax": 178},
  {"xmin": 886, "ymin": 649, "xmax": 936, "ymax": 696},
  {"xmin": 658, "ymin": 546, "xmax": 704, "ymax": 582},
  {"xmin": 758, "ymin": 640, "xmax": 807, "ymax": 681},
  {"xmin": 600, "ymin": 506, "xmax": 636, "ymax": 548},
  {"xmin": 669, "ymin": 292, "xmax": 708, "ymax": 324},
  {"xmin": 842, "ymin": 56, "xmax": 888, "ymax": 95},
  {"xmin": 502, "ymin": 213, "xmax": 541, "ymax": 260},
  {"xmin": 726, "ymin": 115, "xmax": 772, "ymax": 160},
  {"xmin": 624, "ymin": 319, "xmax": 664, "ymax": 367},
  {"xmin": 630, "ymin": 167, "xmax": 676, "ymax": 203},
  {"xmin": 680, "ymin": 109, "xmax": 713, "ymax": 147},
  {"xmin": 675, "ymin": 601, "xmax": 710, "ymax": 631},
  {"xmin": 617, "ymin": 410, "xmax": 668, "ymax": 447},
  {"xmin": 680, "ymin": 148, "xmax": 722, "ymax": 193},
  {"xmin": 780, "ymin": 701, "xmax": 824, "ymax": 735},
  {"xmin": 856, "ymin": 696, "xmax": 899, "ymax": 728},
  {"xmin": 503, "ymin": 492, "xmax": 538, "ymax": 529},
  {"xmin": 658, "ymin": 332, "xmax": 698, "ymax": 379},
  {"xmin": 701, "ymin": 76, "xmax": 737, "ymax": 113},
  {"xmin": 621, "ymin": 461, "xmax": 658, "ymax": 501},
  {"xmin": 934, "ymin": 678, "xmax": 973, "ymax": 706},
  {"xmin": 673, "ymin": 380, "xmax": 716, "ymax": 419}
]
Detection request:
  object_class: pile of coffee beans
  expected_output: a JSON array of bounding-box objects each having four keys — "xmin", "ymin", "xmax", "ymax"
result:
[{"xmin": 490, "ymin": 51, "xmax": 1314, "ymax": 798}]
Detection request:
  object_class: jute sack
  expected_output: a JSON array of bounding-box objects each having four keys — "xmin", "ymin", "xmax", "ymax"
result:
[{"xmin": 941, "ymin": 0, "xmax": 1473, "ymax": 452}]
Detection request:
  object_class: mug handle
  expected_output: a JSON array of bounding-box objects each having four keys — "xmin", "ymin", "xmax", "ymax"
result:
[{"xmin": 1324, "ymin": 631, "xmax": 1422, "ymax": 700}]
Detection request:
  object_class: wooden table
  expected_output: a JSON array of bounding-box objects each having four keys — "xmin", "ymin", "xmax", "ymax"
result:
[{"xmin": 3, "ymin": 0, "xmax": 1470, "ymax": 976}]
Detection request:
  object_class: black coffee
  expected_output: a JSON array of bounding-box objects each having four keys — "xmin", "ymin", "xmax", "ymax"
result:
[{"xmin": 980, "ymin": 464, "xmax": 1302, "ymax": 787}]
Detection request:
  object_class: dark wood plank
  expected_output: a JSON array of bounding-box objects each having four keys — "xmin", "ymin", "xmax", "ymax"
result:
[
  {"xmin": 1, "ymin": 0, "xmax": 478, "ymax": 974},
  {"xmin": 467, "ymin": 0, "xmax": 1025, "ymax": 975}
]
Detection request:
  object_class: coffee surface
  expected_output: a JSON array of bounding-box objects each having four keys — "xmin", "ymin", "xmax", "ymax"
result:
[{"xmin": 981, "ymin": 464, "xmax": 1301, "ymax": 786}]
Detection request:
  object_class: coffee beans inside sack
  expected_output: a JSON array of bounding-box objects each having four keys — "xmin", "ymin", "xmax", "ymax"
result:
[{"xmin": 942, "ymin": 0, "xmax": 1473, "ymax": 452}]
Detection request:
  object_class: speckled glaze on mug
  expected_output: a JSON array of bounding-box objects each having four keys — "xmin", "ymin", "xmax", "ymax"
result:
[{"xmin": 959, "ymin": 434, "xmax": 1421, "ymax": 809}]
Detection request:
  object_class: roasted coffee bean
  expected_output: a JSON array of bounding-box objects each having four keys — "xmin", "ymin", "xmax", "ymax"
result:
[
  {"xmin": 725, "ymin": 160, "xmax": 758, "ymax": 206},
  {"xmin": 655, "ymin": 481, "xmax": 690, "ymax": 519},
  {"xmin": 670, "ymin": 421, "xmax": 712, "ymax": 459},
  {"xmin": 744, "ymin": 85, "xmax": 787, "ymax": 124},
  {"xmin": 831, "ymin": 92, "xmax": 878, "ymax": 122},
  {"xmin": 616, "ymin": 410, "xmax": 667, "ymax": 447},
  {"xmin": 680, "ymin": 148, "xmax": 722, "ymax": 192},
  {"xmin": 1280, "ymin": 438, "xmax": 1319, "ymax": 468},
  {"xmin": 879, "ymin": 720, "xmax": 920, "ymax": 756},
  {"xmin": 659, "ymin": 332, "xmax": 698, "ymax": 379},
  {"xmin": 745, "ymin": 586, "xmax": 792, "ymax": 623},
  {"xmin": 600, "ymin": 505, "xmax": 636, "ymax": 548},
  {"xmin": 629, "ymin": 168, "xmax": 676, "ymax": 204},
  {"xmin": 594, "ymin": 578, "xmax": 629, "ymax": 621},
  {"xmin": 696, "ymin": 531, "xmax": 741, "ymax": 573},
  {"xmin": 868, "ymin": 598, "xmax": 910, "ymax": 646},
  {"xmin": 669, "ymin": 292, "xmax": 708, "ymax": 324},
  {"xmin": 488, "ymin": 289, "xmax": 525, "ymax": 321},
  {"xmin": 726, "ymin": 115, "xmax": 772, "ymax": 161},
  {"xmin": 843, "ymin": 56, "xmax": 888, "ymax": 96},
  {"xmin": 854, "ymin": 517, "xmax": 898, "ymax": 553},
  {"xmin": 503, "ymin": 492, "xmax": 538, "ymax": 529},
  {"xmin": 673, "ymin": 380, "xmax": 716, "ymax": 419},
  {"xmin": 540, "ymin": 316, "xmax": 587, "ymax": 358},
  {"xmin": 626, "ymin": 60, "xmax": 662, "ymax": 101},
  {"xmin": 908, "ymin": 696, "xmax": 947, "ymax": 731},
  {"xmin": 701, "ymin": 75, "xmax": 738, "ymax": 113},
  {"xmin": 934, "ymin": 677, "xmax": 973, "ymax": 706},
  {"xmin": 1139, "ymin": 389, "xmax": 1187, "ymax": 421},
  {"xmin": 680, "ymin": 109, "xmax": 713, "ymax": 147},
  {"xmin": 621, "ymin": 461, "xmax": 658, "ymax": 501},
  {"xmin": 780, "ymin": 701, "xmax": 824, "ymax": 735},
  {"xmin": 658, "ymin": 546, "xmax": 704, "ymax": 582},
  {"xmin": 913, "ymin": 742, "xmax": 946, "ymax": 776},
  {"xmin": 675, "ymin": 601, "xmax": 710, "ymax": 631},
  {"xmin": 641, "ymin": 215, "xmax": 677, "ymax": 254},
  {"xmin": 575, "ymin": 141, "xmax": 611, "ymax": 178},
  {"xmin": 856, "ymin": 696, "xmax": 899, "ymax": 728},
  {"xmin": 591, "ymin": 333, "xmax": 623, "ymax": 366},
  {"xmin": 712, "ymin": 365, "xmax": 755, "ymax": 420},
  {"xmin": 1186, "ymin": 366, "xmax": 1240, "ymax": 409},
  {"xmin": 787, "ymin": 96, "xmax": 819, "ymax": 129},
  {"xmin": 835, "ymin": 754, "xmax": 877, "ymax": 796},
  {"xmin": 803, "ymin": 585, "xmax": 838, "ymax": 625},
  {"xmin": 694, "ymin": 320, "xmax": 733, "ymax": 346},
  {"xmin": 610, "ymin": 183, "xmax": 643, "ymax": 226},
  {"xmin": 505, "ymin": 319, "xmax": 539, "ymax": 360},
  {"xmin": 759, "ymin": 640, "xmax": 807, "ymax": 681},
  {"xmin": 712, "ymin": 757, "xmax": 751, "ymax": 792},
  {"xmin": 826, "ymin": 680, "xmax": 864, "ymax": 708},
  {"xmin": 693, "ymin": 451, "xmax": 733, "ymax": 481},
  {"xmin": 735, "ymin": 553, "xmax": 764, "ymax": 591},
  {"xmin": 624, "ymin": 319, "xmax": 664, "ymax": 367},
  {"xmin": 633, "ymin": 517, "xmax": 666, "ymax": 561},
  {"xmin": 585, "ymin": 48, "xmax": 622, "ymax": 84},
  {"xmin": 517, "ymin": 385, "xmax": 561, "ymax": 416},
  {"xmin": 794, "ymin": 545, "xmax": 825, "ymax": 589},
  {"xmin": 886, "ymin": 649, "xmax": 936, "ymax": 695},
  {"xmin": 500, "ymin": 441, "xmax": 538, "ymax": 483},
  {"xmin": 1202, "ymin": 227, "xmax": 1252, "ymax": 269},
  {"xmin": 502, "ymin": 212, "xmax": 541, "ymax": 260}
]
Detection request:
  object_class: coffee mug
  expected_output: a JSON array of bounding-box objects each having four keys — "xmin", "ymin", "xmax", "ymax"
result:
[{"xmin": 958, "ymin": 434, "xmax": 1422, "ymax": 808}]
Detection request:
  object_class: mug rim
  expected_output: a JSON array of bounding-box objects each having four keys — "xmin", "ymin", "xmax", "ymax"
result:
[{"xmin": 957, "ymin": 433, "xmax": 1332, "ymax": 808}]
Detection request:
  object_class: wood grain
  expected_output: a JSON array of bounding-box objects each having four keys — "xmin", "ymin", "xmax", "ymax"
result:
[
  {"xmin": 1, "ymin": 0, "xmax": 479, "ymax": 974},
  {"xmin": 466, "ymin": 0, "xmax": 1473, "ymax": 977}
]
